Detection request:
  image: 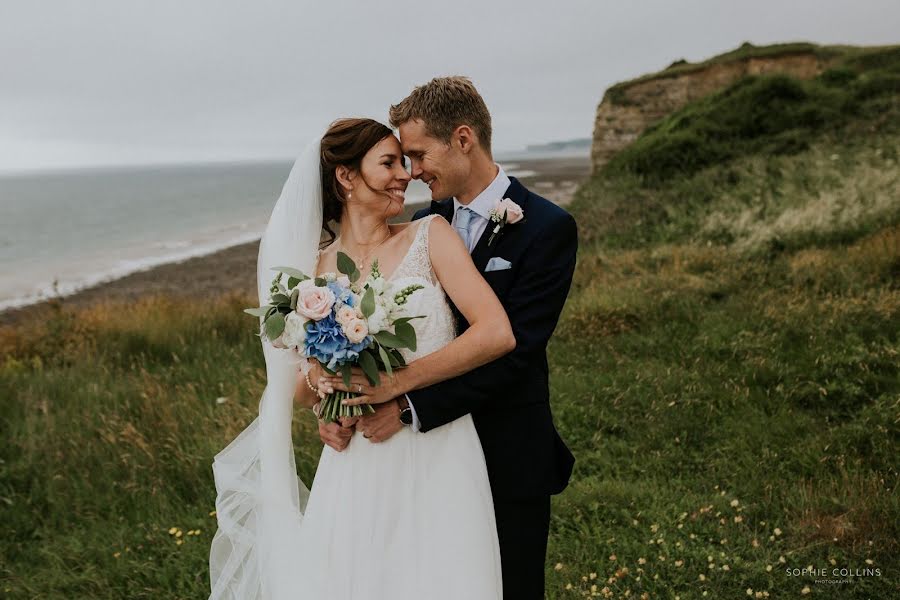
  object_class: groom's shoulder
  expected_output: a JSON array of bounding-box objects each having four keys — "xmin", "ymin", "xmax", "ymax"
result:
[
  {"xmin": 512, "ymin": 179, "xmax": 576, "ymax": 234},
  {"xmin": 412, "ymin": 199, "xmax": 449, "ymax": 221}
]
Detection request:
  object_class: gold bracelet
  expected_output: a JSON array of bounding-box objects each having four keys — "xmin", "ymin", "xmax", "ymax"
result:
[{"xmin": 305, "ymin": 370, "xmax": 319, "ymax": 393}]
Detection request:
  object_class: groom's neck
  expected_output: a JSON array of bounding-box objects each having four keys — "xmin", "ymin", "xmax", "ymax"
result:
[{"xmin": 455, "ymin": 153, "xmax": 499, "ymax": 205}]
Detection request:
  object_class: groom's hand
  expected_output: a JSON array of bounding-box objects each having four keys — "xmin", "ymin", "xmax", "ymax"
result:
[
  {"xmin": 318, "ymin": 419, "xmax": 355, "ymax": 452},
  {"xmin": 357, "ymin": 399, "xmax": 404, "ymax": 443}
]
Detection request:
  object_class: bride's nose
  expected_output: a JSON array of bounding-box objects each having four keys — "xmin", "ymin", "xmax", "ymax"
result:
[{"xmin": 396, "ymin": 166, "xmax": 411, "ymax": 183}]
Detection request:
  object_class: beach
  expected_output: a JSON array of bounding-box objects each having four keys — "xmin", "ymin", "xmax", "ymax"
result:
[{"xmin": 0, "ymin": 156, "xmax": 589, "ymax": 328}]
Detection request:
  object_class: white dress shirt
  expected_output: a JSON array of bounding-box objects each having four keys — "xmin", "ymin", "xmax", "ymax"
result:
[{"xmin": 405, "ymin": 165, "xmax": 511, "ymax": 431}]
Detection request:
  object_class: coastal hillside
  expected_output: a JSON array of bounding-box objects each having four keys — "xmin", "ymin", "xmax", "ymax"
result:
[
  {"xmin": 591, "ymin": 41, "xmax": 896, "ymax": 172},
  {"xmin": 551, "ymin": 43, "xmax": 898, "ymax": 598}
]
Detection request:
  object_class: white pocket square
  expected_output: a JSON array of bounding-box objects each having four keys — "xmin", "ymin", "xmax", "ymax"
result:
[{"xmin": 485, "ymin": 257, "xmax": 512, "ymax": 272}]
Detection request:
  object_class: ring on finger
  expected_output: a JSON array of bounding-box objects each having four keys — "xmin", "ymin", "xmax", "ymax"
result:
[{"xmin": 356, "ymin": 383, "xmax": 363, "ymax": 393}]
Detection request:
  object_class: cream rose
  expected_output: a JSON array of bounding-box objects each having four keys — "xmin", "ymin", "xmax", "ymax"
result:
[
  {"xmin": 281, "ymin": 311, "xmax": 307, "ymax": 347},
  {"xmin": 342, "ymin": 318, "xmax": 369, "ymax": 344},
  {"xmin": 495, "ymin": 197, "xmax": 524, "ymax": 224},
  {"xmin": 295, "ymin": 280, "xmax": 335, "ymax": 320},
  {"xmin": 335, "ymin": 305, "xmax": 359, "ymax": 326}
]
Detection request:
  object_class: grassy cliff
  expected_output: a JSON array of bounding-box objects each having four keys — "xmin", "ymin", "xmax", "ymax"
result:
[{"xmin": 1, "ymin": 46, "xmax": 898, "ymax": 599}]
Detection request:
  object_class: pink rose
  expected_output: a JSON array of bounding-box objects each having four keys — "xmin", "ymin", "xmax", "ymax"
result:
[
  {"xmin": 295, "ymin": 280, "xmax": 335, "ymax": 320},
  {"xmin": 342, "ymin": 318, "xmax": 369, "ymax": 344},
  {"xmin": 335, "ymin": 305, "xmax": 359, "ymax": 325},
  {"xmin": 495, "ymin": 198, "xmax": 524, "ymax": 224}
]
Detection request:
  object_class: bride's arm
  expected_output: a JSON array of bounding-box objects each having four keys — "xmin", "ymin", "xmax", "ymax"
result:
[{"xmin": 336, "ymin": 216, "xmax": 515, "ymax": 403}]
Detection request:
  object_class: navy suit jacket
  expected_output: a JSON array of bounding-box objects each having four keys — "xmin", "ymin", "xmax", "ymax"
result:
[{"xmin": 407, "ymin": 176, "xmax": 577, "ymax": 500}]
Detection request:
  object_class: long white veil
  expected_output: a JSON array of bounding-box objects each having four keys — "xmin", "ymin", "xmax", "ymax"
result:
[{"xmin": 208, "ymin": 133, "xmax": 324, "ymax": 599}]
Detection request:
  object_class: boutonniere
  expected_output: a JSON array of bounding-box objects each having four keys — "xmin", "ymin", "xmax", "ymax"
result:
[{"xmin": 487, "ymin": 198, "xmax": 525, "ymax": 246}]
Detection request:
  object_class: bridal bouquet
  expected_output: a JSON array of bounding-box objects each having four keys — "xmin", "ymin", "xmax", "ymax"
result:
[{"xmin": 244, "ymin": 252, "xmax": 424, "ymax": 422}]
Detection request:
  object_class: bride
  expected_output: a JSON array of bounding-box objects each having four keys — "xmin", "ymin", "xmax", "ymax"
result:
[{"xmin": 208, "ymin": 118, "xmax": 515, "ymax": 599}]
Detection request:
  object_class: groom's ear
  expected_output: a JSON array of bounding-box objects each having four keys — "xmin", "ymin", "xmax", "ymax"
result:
[{"xmin": 453, "ymin": 125, "xmax": 477, "ymax": 155}]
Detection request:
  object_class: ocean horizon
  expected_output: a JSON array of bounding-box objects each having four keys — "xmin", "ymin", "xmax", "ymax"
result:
[{"xmin": 0, "ymin": 150, "xmax": 578, "ymax": 312}]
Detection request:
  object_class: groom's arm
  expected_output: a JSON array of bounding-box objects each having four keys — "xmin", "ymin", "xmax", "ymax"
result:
[{"xmin": 407, "ymin": 210, "xmax": 578, "ymax": 433}]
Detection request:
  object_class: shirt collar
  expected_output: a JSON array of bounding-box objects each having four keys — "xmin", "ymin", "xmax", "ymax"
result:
[{"xmin": 452, "ymin": 164, "xmax": 511, "ymax": 221}]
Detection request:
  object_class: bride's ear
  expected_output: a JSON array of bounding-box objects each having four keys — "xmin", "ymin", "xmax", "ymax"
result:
[{"xmin": 335, "ymin": 165, "xmax": 355, "ymax": 195}]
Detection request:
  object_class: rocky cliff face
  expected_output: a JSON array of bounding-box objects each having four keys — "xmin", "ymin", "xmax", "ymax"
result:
[{"xmin": 591, "ymin": 49, "xmax": 838, "ymax": 173}]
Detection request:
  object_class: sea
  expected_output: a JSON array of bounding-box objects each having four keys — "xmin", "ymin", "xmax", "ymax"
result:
[{"xmin": 0, "ymin": 151, "xmax": 567, "ymax": 311}]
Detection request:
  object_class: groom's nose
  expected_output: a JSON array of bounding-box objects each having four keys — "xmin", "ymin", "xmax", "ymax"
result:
[{"xmin": 410, "ymin": 158, "xmax": 424, "ymax": 179}]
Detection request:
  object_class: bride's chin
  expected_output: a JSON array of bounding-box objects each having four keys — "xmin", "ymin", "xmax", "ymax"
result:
[{"xmin": 386, "ymin": 199, "xmax": 404, "ymax": 216}]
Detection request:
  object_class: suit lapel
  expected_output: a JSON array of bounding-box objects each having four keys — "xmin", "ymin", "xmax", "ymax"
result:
[
  {"xmin": 429, "ymin": 198, "xmax": 454, "ymax": 222},
  {"xmin": 470, "ymin": 177, "xmax": 529, "ymax": 272}
]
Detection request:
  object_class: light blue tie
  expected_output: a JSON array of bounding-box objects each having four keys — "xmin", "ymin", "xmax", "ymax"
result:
[{"xmin": 455, "ymin": 206, "xmax": 476, "ymax": 252}]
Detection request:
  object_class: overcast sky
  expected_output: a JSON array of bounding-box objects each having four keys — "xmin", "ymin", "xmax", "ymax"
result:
[{"xmin": 0, "ymin": 1, "xmax": 897, "ymax": 172}]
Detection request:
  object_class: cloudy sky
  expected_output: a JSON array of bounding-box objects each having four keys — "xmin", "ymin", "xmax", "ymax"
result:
[{"xmin": 0, "ymin": 1, "xmax": 897, "ymax": 172}]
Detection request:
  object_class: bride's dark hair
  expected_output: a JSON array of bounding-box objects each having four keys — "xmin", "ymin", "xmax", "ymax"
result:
[{"xmin": 320, "ymin": 118, "xmax": 394, "ymax": 245}]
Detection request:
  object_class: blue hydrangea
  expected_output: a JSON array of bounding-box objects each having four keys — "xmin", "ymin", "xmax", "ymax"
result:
[
  {"xmin": 327, "ymin": 281, "xmax": 355, "ymax": 308},
  {"xmin": 304, "ymin": 314, "xmax": 369, "ymax": 371}
]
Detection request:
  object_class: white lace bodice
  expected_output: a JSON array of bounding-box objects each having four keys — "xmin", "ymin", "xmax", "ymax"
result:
[
  {"xmin": 313, "ymin": 214, "xmax": 457, "ymax": 363},
  {"xmin": 388, "ymin": 215, "xmax": 457, "ymax": 362}
]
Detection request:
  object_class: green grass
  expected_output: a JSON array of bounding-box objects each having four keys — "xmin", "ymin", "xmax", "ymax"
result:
[{"xmin": 3, "ymin": 46, "xmax": 900, "ymax": 599}]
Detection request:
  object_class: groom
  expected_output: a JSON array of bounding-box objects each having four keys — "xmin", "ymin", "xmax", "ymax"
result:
[
  {"xmin": 381, "ymin": 76, "xmax": 576, "ymax": 599},
  {"xmin": 319, "ymin": 76, "xmax": 577, "ymax": 597}
]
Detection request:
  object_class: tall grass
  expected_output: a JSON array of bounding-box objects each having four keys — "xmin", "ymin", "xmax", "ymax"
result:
[{"xmin": 3, "ymin": 46, "xmax": 899, "ymax": 599}]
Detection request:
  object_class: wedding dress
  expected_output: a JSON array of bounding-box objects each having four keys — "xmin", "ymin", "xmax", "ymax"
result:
[
  {"xmin": 208, "ymin": 135, "xmax": 503, "ymax": 598},
  {"xmin": 291, "ymin": 214, "xmax": 502, "ymax": 599}
]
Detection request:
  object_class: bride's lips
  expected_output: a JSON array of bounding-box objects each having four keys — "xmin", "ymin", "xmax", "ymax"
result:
[{"xmin": 386, "ymin": 187, "xmax": 406, "ymax": 200}]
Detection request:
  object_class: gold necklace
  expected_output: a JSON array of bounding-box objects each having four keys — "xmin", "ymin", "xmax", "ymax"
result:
[{"xmin": 339, "ymin": 228, "xmax": 392, "ymax": 271}]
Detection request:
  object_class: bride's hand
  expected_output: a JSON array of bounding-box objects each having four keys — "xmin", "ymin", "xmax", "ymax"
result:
[{"xmin": 318, "ymin": 367, "xmax": 400, "ymax": 406}]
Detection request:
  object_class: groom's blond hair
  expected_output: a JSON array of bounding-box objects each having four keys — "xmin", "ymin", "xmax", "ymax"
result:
[{"xmin": 389, "ymin": 76, "xmax": 492, "ymax": 155}]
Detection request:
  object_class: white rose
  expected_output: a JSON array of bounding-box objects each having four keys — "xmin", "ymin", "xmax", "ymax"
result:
[
  {"xmin": 367, "ymin": 305, "xmax": 388, "ymax": 334},
  {"xmin": 281, "ymin": 311, "xmax": 307, "ymax": 347}
]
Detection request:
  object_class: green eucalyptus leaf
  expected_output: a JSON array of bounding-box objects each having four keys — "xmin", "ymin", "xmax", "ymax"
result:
[
  {"xmin": 287, "ymin": 276, "xmax": 300, "ymax": 289},
  {"xmin": 377, "ymin": 344, "xmax": 393, "ymax": 378},
  {"xmin": 265, "ymin": 312, "xmax": 285, "ymax": 340},
  {"xmin": 395, "ymin": 321, "xmax": 417, "ymax": 352},
  {"xmin": 392, "ymin": 315, "xmax": 426, "ymax": 326},
  {"xmin": 373, "ymin": 331, "xmax": 403, "ymax": 348},
  {"xmin": 243, "ymin": 306, "xmax": 270, "ymax": 317},
  {"xmin": 271, "ymin": 293, "xmax": 290, "ymax": 305},
  {"xmin": 314, "ymin": 277, "xmax": 327, "ymax": 287},
  {"xmin": 358, "ymin": 350, "xmax": 380, "ymax": 386},
  {"xmin": 337, "ymin": 252, "xmax": 356, "ymax": 276},
  {"xmin": 341, "ymin": 363, "xmax": 352, "ymax": 388},
  {"xmin": 361, "ymin": 288, "xmax": 375, "ymax": 319},
  {"xmin": 271, "ymin": 266, "xmax": 310, "ymax": 280}
]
